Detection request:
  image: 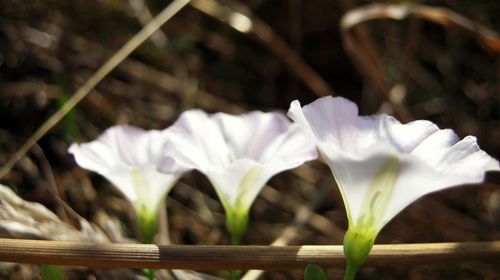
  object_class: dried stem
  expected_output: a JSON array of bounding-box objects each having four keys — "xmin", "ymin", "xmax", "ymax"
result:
[
  {"xmin": 30, "ymin": 144, "xmax": 68, "ymax": 221},
  {"xmin": 0, "ymin": 238, "xmax": 498, "ymax": 270},
  {"xmin": 340, "ymin": 3, "xmax": 500, "ymax": 121},
  {"xmin": 341, "ymin": 3, "xmax": 500, "ymax": 54}
]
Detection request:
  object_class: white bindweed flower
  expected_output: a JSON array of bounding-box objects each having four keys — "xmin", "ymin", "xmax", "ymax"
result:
[
  {"xmin": 288, "ymin": 96, "xmax": 500, "ymax": 276},
  {"xmin": 69, "ymin": 125, "xmax": 188, "ymax": 243},
  {"xmin": 160, "ymin": 109, "xmax": 317, "ymax": 243}
]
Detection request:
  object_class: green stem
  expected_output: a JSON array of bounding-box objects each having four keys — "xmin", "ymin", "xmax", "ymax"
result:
[
  {"xmin": 231, "ymin": 233, "xmax": 241, "ymax": 246},
  {"xmin": 230, "ymin": 233, "xmax": 241, "ymax": 280},
  {"xmin": 231, "ymin": 269, "xmax": 242, "ymax": 280},
  {"xmin": 344, "ymin": 261, "xmax": 359, "ymax": 280},
  {"xmin": 225, "ymin": 208, "xmax": 248, "ymax": 280},
  {"xmin": 138, "ymin": 212, "xmax": 158, "ymax": 279},
  {"xmin": 226, "ymin": 208, "xmax": 249, "ymax": 243}
]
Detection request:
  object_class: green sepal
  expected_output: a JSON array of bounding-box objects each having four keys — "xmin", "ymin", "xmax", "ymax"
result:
[
  {"xmin": 343, "ymin": 228, "xmax": 376, "ymax": 280},
  {"xmin": 137, "ymin": 209, "xmax": 158, "ymax": 244},
  {"xmin": 343, "ymin": 228, "xmax": 375, "ymax": 267},
  {"xmin": 226, "ymin": 207, "xmax": 249, "ymax": 245}
]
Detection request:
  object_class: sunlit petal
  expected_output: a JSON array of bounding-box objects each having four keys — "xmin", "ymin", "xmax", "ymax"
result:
[
  {"xmin": 161, "ymin": 110, "xmax": 318, "ymax": 213},
  {"xmin": 288, "ymin": 96, "xmax": 500, "ymax": 233},
  {"xmin": 69, "ymin": 125, "xmax": 186, "ymax": 217}
]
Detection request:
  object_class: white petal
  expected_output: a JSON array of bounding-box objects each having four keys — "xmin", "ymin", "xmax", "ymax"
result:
[
  {"xmin": 381, "ymin": 160, "xmax": 457, "ymax": 226},
  {"xmin": 264, "ymin": 124, "xmax": 318, "ymax": 166},
  {"xmin": 289, "ymin": 97, "xmax": 360, "ymax": 159},
  {"xmin": 213, "ymin": 111, "xmax": 291, "ymax": 161},
  {"xmin": 134, "ymin": 166, "xmax": 180, "ymax": 213},
  {"xmin": 320, "ymin": 147, "xmax": 397, "ymax": 225},
  {"xmin": 161, "ymin": 109, "xmax": 317, "ymax": 211},
  {"xmin": 102, "ymin": 168, "xmax": 138, "ymax": 202},
  {"xmin": 289, "ymin": 97, "xmax": 389, "ymax": 162},
  {"xmin": 376, "ymin": 118, "xmax": 440, "ymax": 153},
  {"xmin": 69, "ymin": 125, "xmax": 185, "ymax": 213},
  {"xmin": 288, "ymin": 96, "xmax": 500, "ymax": 232},
  {"xmin": 411, "ymin": 128, "xmax": 460, "ymax": 164},
  {"xmin": 432, "ymin": 136, "xmax": 500, "ymax": 174},
  {"xmin": 289, "ymin": 97, "xmax": 446, "ymax": 159},
  {"xmin": 68, "ymin": 142, "xmax": 121, "ymax": 175},
  {"xmin": 161, "ymin": 110, "xmax": 232, "ymax": 172},
  {"xmin": 205, "ymin": 159, "xmax": 260, "ymax": 208}
]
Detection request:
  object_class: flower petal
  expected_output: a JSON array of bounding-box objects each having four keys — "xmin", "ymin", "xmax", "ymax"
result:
[
  {"xmin": 213, "ymin": 111, "xmax": 291, "ymax": 161},
  {"xmin": 289, "ymin": 97, "xmax": 447, "ymax": 159},
  {"xmin": 320, "ymin": 148, "xmax": 397, "ymax": 225},
  {"xmin": 69, "ymin": 125, "xmax": 185, "ymax": 214},
  {"xmin": 161, "ymin": 109, "xmax": 317, "ymax": 211},
  {"xmin": 382, "ymin": 151, "xmax": 494, "ymax": 227},
  {"xmin": 288, "ymin": 96, "xmax": 500, "ymax": 232},
  {"xmin": 161, "ymin": 110, "xmax": 232, "ymax": 172},
  {"xmin": 134, "ymin": 165, "xmax": 180, "ymax": 214},
  {"xmin": 205, "ymin": 159, "xmax": 260, "ymax": 208}
]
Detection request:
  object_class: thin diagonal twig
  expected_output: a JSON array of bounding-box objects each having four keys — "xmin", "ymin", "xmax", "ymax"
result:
[{"xmin": 0, "ymin": 0, "xmax": 191, "ymax": 180}]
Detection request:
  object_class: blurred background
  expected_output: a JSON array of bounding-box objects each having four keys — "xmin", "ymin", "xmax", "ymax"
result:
[{"xmin": 0, "ymin": 0, "xmax": 499, "ymax": 279}]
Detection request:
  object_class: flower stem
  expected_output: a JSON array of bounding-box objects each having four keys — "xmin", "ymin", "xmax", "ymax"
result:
[
  {"xmin": 224, "ymin": 207, "xmax": 248, "ymax": 280},
  {"xmin": 138, "ymin": 212, "xmax": 158, "ymax": 279},
  {"xmin": 226, "ymin": 208, "xmax": 249, "ymax": 244},
  {"xmin": 230, "ymin": 233, "xmax": 241, "ymax": 280},
  {"xmin": 343, "ymin": 261, "xmax": 359, "ymax": 280},
  {"xmin": 231, "ymin": 234, "xmax": 241, "ymax": 246},
  {"xmin": 231, "ymin": 269, "xmax": 242, "ymax": 280}
]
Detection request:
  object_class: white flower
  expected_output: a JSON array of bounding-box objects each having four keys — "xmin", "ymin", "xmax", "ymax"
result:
[
  {"xmin": 68, "ymin": 125, "xmax": 188, "ymax": 242},
  {"xmin": 160, "ymin": 109, "xmax": 317, "ymax": 241},
  {"xmin": 288, "ymin": 96, "xmax": 500, "ymax": 270}
]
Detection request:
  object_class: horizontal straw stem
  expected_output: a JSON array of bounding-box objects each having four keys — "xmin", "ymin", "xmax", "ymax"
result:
[{"xmin": 0, "ymin": 238, "xmax": 498, "ymax": 270}]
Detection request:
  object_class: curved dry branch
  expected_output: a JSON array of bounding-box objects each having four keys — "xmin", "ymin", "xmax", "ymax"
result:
[
  {"xmin": 341, "ymin": 3, "xmax": 500, "ymax": 54},
  {"xmin": 340, "ymin": 3, "xmax": 500, "ymax": 121}
]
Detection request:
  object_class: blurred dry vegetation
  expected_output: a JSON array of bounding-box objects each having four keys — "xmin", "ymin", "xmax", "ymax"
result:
[{"xmin": 1, "ymin": 0, "xmax": 500, "ymax": 279}]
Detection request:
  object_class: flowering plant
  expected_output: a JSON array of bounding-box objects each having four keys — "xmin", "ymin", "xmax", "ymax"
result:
[
  {"xmin": 288, "ymin": 96, "xmax": 500, "ymax": 279},
  {"xmin": 160, "ymin": 109, "xmax": 317, "ymax": 244},
  {"xmin": 69, "ymin": 125, "xmax": 188, "ymax": 243}
]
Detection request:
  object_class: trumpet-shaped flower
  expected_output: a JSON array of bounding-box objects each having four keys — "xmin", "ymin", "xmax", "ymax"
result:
[
  {"xmin": 160, "ymin": 110, "xmax": 317, "ymax": 243},
  {"xmin": 288, "ymin": 96, "xmax": 500, "ymax": 278},
  {"xmin": 69, "ymin": 125, "xmax": 188, "ymax": 243}
]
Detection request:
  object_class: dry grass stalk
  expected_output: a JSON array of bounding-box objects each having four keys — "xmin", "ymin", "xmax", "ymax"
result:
[
  {"xmin": 0, "ymin": 238, "xmax": 498, "ymax": 270},
  {"xmin": 0, "ymin": 0, "xmax": 191, "ymax": 180}
]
